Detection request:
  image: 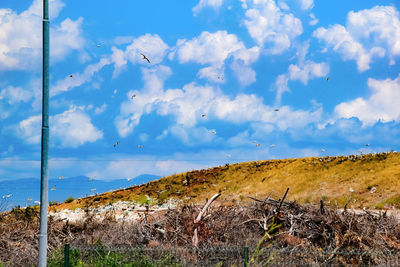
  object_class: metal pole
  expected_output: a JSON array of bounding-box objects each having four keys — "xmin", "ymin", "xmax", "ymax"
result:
[
  {"xmin": 64, "ymin": 243, "xmax": 70, "ymax": 267},
  {"xmin": 244, "ymin": 246, "xmax": 249, "ymax": 267},
  {"xmin": 38, "ymin": 0, "xmax": 50, "ymax": 266}
]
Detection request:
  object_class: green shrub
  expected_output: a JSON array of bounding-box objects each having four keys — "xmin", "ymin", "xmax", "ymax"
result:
[
  {"xmin": 49, "ymin": 200, "xmax": 60, "ymax": 206},
  {"xmin": 64, "ymin": 197, "xmax": 75, "ymax": 203}
]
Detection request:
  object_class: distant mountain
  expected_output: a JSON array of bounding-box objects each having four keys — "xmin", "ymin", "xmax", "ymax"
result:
[{"xmin": 0, "ymin": 174, "xmax": 160, "ymax": 210}]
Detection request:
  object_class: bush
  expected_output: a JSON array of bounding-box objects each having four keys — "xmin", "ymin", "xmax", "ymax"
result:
[
  {"xmin": 64, "ymin": 197, "xmax": 75, "ymax": 203},
  {"xmin": 49, "ymin": 200, "xmax": 60, "ymax": 206}
]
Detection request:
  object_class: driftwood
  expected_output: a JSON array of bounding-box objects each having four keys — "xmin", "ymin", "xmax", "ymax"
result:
[{"xmin": 192, "ymin": 193, "xmax": 220, "ymax": 247}]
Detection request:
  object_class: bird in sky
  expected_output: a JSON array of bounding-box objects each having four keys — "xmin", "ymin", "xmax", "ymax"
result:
[
  {"xmin": 365, "ymin": 144, "xmax": 370, "ymax": 147},
  {"xmin": 50, "ymin": 186, "xmax": 56, "ymax": 191},
  {"xmin": 201, "ymin": 114, "xmax": 206, "ymax": 118},
  {"xmin": 326, "ymin": 77, "xmax": 330, "ymax": 82},
  {"xmin": 211, "ymin": 130, "xmax": 217, "ymax": 135},
  {"xmin": 131, "ymin": 94, "xmax": 136, "ymax": 99},
  {"xmin": 217, "ymin": 75, "xmax": 224, "ymax": 80},
  {"xmin": 58, "ymin": 176, "xmax": 63, "ymax": 180},
  {"xmin": 88, "ymin": 176, "xmax": 95, "ymax": 181},
  {"xmin": 138, "ymin": 145, "xmax": 143, "ymax": 148},
  {"xmin": 140, "ymin": 53, "xmax": 150, "ymax": 63},
  {"xmin": 127, "ymin": 177, "xmax": 133, "ymax": 182},
  {"xmin": 114, "ymin": 141, "xmax": 119, "ymax": 147},
  {"xmin": 68, "ymin": 74, "xmax": 73, "ymax": 78},
  {"xmin": 274, "ymin": 109, "xmax": 279, "ymax": 112},
  {"xmin": 256, "ymin": 143, "xmax": 261, "ymax": 147}
]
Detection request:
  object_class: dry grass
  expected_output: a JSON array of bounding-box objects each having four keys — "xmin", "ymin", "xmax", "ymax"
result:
[{"xmin": 55, "ymin": 152, "xmax": 400, "ymax": 211}]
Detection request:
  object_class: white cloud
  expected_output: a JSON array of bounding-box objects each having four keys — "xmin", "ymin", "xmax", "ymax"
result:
[
  {"xmin": 52, "ymin": 58, "xmax": 111, "ymax": 96},
  {"xmin": 192, "ymin": 0, "xmax": 224, "ymax": 15},
  {"xmin": 298, "ymin": 0, "xmax": 314, "ymax": 11},
  {"xmin": 16, "ymin": 106, "xmax": 103, "ymax": 147},
  {"xmin": 313, "ymin": 5, "xmax": 400, "ymax": 71},
  {"xmin": 0, "ymin": 86, "xmax": 33, "ymax": 104},
  {"xmin": 273, "ymin": 43, "xmax": 329, "ymax": 104},
  {"xmin": 274, "ymin": 74, "xmax": 289, "ymax": 105},
  {"xmin": 115, "ymin": 64, "xmax": 323, "ymax": 140},
  {"xmin": 243, "ymin": 0, "xmax": 303, "ymax": 54},
  {"xmin": 0, "ymin": 0, "xmax": 85, "ymax": 71},
  {"xmin": 309, "ymin": 13, "xmax": 318, "ymax": 26},
  {"xmin": 230, "ymin": 61, "xmax": 256, "ymax": 86},
  {"xmin": 174, "ymin": 30, "xmax": 259, "ymax": 85},
  {"xmin": 288, "ymin": 60, "xmax": 329, "ymax": 84},
  {"xmin": 111, "ymin": 34, "xmax": 169, "ymax": 76},
  {"xmin": 176, "ymin": 31, "xmax": 259, "ymax": 66},
  {"xmin": 94, "ymin": 103, "xmax": 107, "ymax": 115},
  {"xmin": 334, "ymin": 74, "xmax": 400, "ymax": 126}
]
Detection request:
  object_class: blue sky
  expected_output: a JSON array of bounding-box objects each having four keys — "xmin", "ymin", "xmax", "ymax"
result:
[{"xmin": 1, "ymin": 0, "xmax": 400, "ymax": 181}]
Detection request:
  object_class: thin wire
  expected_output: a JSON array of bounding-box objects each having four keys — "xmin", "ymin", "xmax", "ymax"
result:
[{"xmin": 0, "ymin": 158, "xmax": 242, "ymax": 162}]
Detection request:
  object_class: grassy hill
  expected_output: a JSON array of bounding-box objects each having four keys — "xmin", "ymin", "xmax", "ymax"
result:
[{"xmin": 57, "ymin": 152, "xmax": 400, "ymax": 210}]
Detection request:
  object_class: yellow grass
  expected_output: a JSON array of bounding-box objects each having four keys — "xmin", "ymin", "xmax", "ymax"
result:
[{"xmin": 56, "ymin": 152, "xmax": 400, "ymax": 211}]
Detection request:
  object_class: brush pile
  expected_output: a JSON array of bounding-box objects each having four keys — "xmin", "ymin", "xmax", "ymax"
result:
[{"xmin": 1, "ymin": 193, "xmax": 400, "ymax": 266}]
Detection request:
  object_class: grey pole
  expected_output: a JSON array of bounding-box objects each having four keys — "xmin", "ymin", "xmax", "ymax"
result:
[{"xmin": 38, "ymin": 0, "xmax": 49, "ymax": 266}]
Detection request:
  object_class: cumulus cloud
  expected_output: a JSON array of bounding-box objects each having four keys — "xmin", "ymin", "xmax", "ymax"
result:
[
  {"xmin": 52, "ymin": 58, "xmax": 111, "ymax": 96},
  {"xmin": 192, "ymin": 0, "xmax": 224, "ymax": 15},
  {"xmin": 298, "ymin": 0, "xmax": 314, "ymax": 11},
  {"xmin": 309, "ymin": 13, "xmax": 318, "ymax": 26},
  {"xmin": 115, "ymin": 64, "xmax": 323, "ymax": 140},
  {"xmin": 273, "ymin": 43, "xmax": 329, "ymax": 104},
  {"xmin": 111, "ymin": 34, "xmax": 169, "ymax": 76},
  {"xmin": 16, "ymin": 106, "xmax": 103, "ymax": 147},
  {"xmin": 334, "ymin": 74, "xmax": 400, "ymax": 126},
  {"xmin": 313, "ymin": 5, "xmax": 400, "ymax": 71},
  {"xmin": 174, "ymin": 30, "xmax": 259, "ymax": 85},
  {"xmin": 0, "ymin": 86, "xmax": 33, "ymax": 104},
  {"xmin": 0, "ymin": 0, "xmax": 84, "ymax": 71},
  {"xmin": 243, "ymin": 0, "xmax": 303, "ymax": 54}
]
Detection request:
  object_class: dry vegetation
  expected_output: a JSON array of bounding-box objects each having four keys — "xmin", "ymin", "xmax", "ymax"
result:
[
  {"xmin": 2, "ymin": 152, "xmax": 400, "ymax": 266},
  {"xmin": 1, "ymin": 193, "xmax": 400, "ymax": 266},
  {"xmin": 58, "ymin": 152, "xmax": 400, "ymax": 211}
]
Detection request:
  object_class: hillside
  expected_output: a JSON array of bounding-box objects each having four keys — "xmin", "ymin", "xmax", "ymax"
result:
[{"xmin": 56, "ymin": 152, "xmax": 400, "ymax": 210}]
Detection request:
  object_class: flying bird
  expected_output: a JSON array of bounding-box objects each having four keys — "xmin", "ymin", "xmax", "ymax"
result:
[
  {"xmin": 201, "ymin": 114, "xmax": 206, "ymax": 118},
  {"xmin": 114, "ymin": 141, "xmax": 119, "ymax": 147},
  {"xmin": 58, "ymin": 176, "xmax": 63, "ymax": 180},
  {"xmin": 256, "ymin": 143, "xmax": 261, "ymax": 147},
  {"xmin": 211, "ymin": 130, "xmax": 217, "ymax": 135},
  {"xmin": 50, "ymin": 186, "xmax": 56, "ymax": 191},
  {"xmin": 88, "ymin": 177, "xmax": 95, "ymax": 181},
  {"xmin": 365, "ymin": 144, "xmax": 370, "ymax": 147},
  {"xmin": 274, "ymin": 109, "xmax": 279, "ymax": 112},
  {"xmin": 140, "ymin": 53, "xmax": 150, "ymax": 63},
  {"xmin": 326, "ymin": 77, "xmax": 330, "ymax": 82},
  {"xmin": 127, "ymin": 177, "xmax": 133, "ymax": 182},
  {"xmin": 137, "ymin": 145, "xmax": 143, "ymax": 148},
  {"xmin": 217, "ymin": 75, "xmax": 224, "ymax": 80},
  {"xmin": 131, "ymin": 94, "xmax": 137, "ymax": 99},
  {"xmin": 69, "ymin": 74, "xmax": 73, "ymax": 78}
]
